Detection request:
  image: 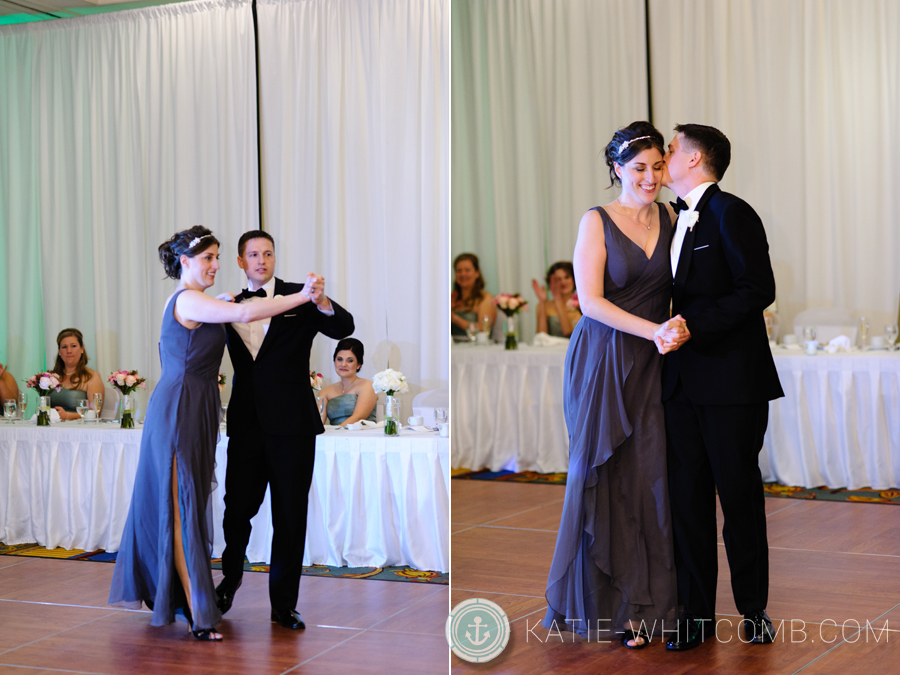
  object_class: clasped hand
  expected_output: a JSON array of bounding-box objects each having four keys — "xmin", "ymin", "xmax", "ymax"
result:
[{"xmin": 653, "ymin": 315, "xmax": 690, "ymax": 354}]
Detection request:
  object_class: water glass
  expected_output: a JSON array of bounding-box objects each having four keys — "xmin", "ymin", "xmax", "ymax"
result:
[
  {"xmin": 856, "ymin": 317, "xmax": 870, "ymax": 350},
  {"xmin": 434, "ymin": 407, "xmax": 448, "ymax": 427},
  {"xmin": 220, "ymin": 402, "xmax": 229, "ymax": 427},
  {"xmin": 886, "ymin": 324, "xmax": 899, "ymax": 351},
  {"xmin": 76, "ymin": 400, "xmax": 89, "ymax": 423},
  {"xmin": 3, "ymin": 399, "xmax": 16, "ymax": 423},
  {"xmin": 802, "ymin": 326, "xmax": 817, "ymax": 342}
]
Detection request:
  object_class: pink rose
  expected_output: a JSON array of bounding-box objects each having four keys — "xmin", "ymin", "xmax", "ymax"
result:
[{"xmin": 125, "ymin": 375, "xmax": 137, "ymax": 387}]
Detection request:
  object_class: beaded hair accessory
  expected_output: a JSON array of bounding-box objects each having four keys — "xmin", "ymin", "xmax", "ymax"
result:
[
  {"xmin": 619, "ymin": 135, "xmax": 654, "ymax": 154},
  {"xmin": 188, "ymin": 234, "xmax": 212, "ymax": 249}
]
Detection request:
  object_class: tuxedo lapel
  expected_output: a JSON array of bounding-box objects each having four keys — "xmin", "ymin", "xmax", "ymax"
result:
[
  {"xmin": 255, "ymin": 277, "xmax": 285, "ymax": 362},
  {"xmin": 673, "ymin": 184, "xmax": 720, "ymax": 307}
]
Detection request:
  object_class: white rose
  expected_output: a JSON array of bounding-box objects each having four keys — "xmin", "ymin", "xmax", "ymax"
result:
[
  {"xmin": 125, "ymin": 375, "xmax": 137, "ymax": 386},
  {"xmin": 116, "ymin": 374, "xmax": 126, "ymax": 385},
  {"xmin": 39, "ymin": 376, "xmax": 51, "ymax": 390}
]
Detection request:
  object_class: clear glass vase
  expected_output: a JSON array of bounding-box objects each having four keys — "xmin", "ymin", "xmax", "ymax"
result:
[
  {"xmin": 37, "ymin": 395, "xmax": 51, "ymax": 426},
  {"xmin": 384, "ymin": 394, "xmax": 400, "ymax": 436},
  {"xmin": 120, "ymin": 394, "xmax": 136, "ymax": 429},
  {"xmin": 504, "ymin": 313, "xmax": 518, "ymax": 350}
]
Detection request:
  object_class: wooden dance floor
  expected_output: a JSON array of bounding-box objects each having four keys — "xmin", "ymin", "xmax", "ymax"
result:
[
  {"xmin": 452, "ymin": 480, "xmax": 900, "ymax": 674},
  {"xmin": 0, "ymin": 560, "xmax": 447, "ymax": 674}
]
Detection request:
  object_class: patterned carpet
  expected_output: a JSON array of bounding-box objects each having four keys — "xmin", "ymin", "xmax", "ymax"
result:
[
  {"xmin": 452, "ymin": 468, "xmax": 900, "ymax": 504},
  {"xmin": 0, "ymin": 543, "xmax": 448, "ymax": 584}
]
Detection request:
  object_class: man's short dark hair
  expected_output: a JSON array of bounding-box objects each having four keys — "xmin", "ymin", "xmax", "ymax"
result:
[
  {"xmin": 238, "ymin": 230, "xmax": 275, "ymax": 257},
  {"xmin": 674, "ymin": 123, "xmax": 731, "ymax": 181}
]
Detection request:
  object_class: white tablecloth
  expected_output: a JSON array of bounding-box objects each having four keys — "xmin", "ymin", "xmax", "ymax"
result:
[
  {"xmin": 760, "ymin": 349, "xmax": 900, "ymax": 490},
  {"xmin": 451, "ymin": 343, "xmax": 900, "ymax": 489},
  {"xmin": 0, "ymin": 424, "xmax": 449, "ymax": 572},
  {"xmin": 451, "ymin": 343, "xmax": 569, "ymax": 473}
]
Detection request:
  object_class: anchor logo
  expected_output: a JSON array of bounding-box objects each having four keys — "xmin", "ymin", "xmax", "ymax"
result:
[
  {"xmin": 466, "ymin": 615, "xmax": 491, "ymax": 645},
  {"xmin": 447, "ymin": 598, "xmax": 510, "ymax": 663}
]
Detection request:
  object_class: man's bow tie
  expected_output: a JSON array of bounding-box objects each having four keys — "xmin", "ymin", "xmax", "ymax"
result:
[
  {"xmin": 670, "ymin": 197, "xmax": 689, "ymax": 215},
  {"xmin": 237, "ymin": 287, "xmax": 267, "ymax": 301}
]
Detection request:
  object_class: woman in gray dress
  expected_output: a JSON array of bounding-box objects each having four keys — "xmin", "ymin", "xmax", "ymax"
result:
[
  {"xmin": 542, "ymin": 122, "xmax": 689, "ymax": 649},
  {"xmin": 109, "ymin": 226, "xmax": 320, "ymax": 641},
  {"xmin": 48, "ymin": 328, "xmax": 104, "ymax": 419}
]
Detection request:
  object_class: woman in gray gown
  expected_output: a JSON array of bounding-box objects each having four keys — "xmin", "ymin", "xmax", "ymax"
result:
[
  {"xmin": 109, "ymin": 226, "xmax": 320, "ymax": 641},
  {"xmin": 542, "ymin": 122, "xmax": 689, "ymax": 649}
]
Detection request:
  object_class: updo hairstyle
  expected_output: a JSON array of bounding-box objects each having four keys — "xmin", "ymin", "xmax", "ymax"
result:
[
  {"xmin": 603, "ymin": 121, "xmax": 666, "ymax": 188},
  {"xmin": 158, "ymin": 226, "xmax": 221, "ymax": 280},
  {"xmin": 333, "ymin": 337, "xmax": 365, "ymax": 372}
]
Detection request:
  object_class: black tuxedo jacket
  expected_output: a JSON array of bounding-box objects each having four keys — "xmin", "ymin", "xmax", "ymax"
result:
[
  {"xmin": 224, "ymin": 277, "xmax": 354, "ymax": 438},
  {"xmin": 662, "ymin": 184, "xmax": 784, "ymax": 406}
]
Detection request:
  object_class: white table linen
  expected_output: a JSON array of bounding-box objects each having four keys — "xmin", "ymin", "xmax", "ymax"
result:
[
  {"xmin": 0, "ymin": 424, "xmax": 449, "ymax": 572},
  {"xmin": 451, "ymin": 343, "xmax": 569, "ymax": 473},
  {"xmin": 760, "ymin": 349, "xmax": 900, "ymax": 490},
  {"xmin": 452, "ymin": 343, "xmax": 900, "ymax": 489}
]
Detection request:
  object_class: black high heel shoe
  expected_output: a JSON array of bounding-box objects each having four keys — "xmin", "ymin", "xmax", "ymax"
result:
[{"xmin": 182, "ymin": 604, "xmax": 223, "ymax": 642}]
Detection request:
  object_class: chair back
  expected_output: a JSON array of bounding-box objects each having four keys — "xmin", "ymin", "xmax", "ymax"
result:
[{"xmin": 412, "ymin": 388, "xmax": 449, "ymax": 425}]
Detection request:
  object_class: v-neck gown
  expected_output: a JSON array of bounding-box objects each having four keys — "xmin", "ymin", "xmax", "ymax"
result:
[
  {"xmin": 543, "ymin": 205, "xmax": 677, "ymax": 638},
  {"xmin": 109, "ymin": 289, "xmax": 224, "ymax": 629}
]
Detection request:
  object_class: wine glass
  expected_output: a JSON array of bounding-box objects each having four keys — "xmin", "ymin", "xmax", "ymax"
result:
[
  {"xmin": 220, "ymin": 402, "xmax": 228, "ymax": 428},
  {"xmin": 764, "ymin": 315, "xmax": 774, "ymax": 340},
  {"xmin": 93, "ymin": 393, "xmax": 104, "ymax": 421},
  {"xmin": 434, "ymin": 407, "xmax": 448, "ymax": 427},
  {"xmin": 76, "ymin": 400, "xmax": 89, "ymax": 424},
  {"xmin": 316, "ymin": 396, "xmax": 325, "ymax": 420},
  {"xmin": 886, "ymin": 324, "xmax": 899, "ymax": 351},
  {"xmin": 802, "ymin": 326, "xmax": 817, "ymax": 342},
  {"xmin": 18, "ymin": 391, "xmax": 27, "ymax": 421},
  {"xmin": 3, "ymin": 399, "xmax": 16, "ymax": 424}
]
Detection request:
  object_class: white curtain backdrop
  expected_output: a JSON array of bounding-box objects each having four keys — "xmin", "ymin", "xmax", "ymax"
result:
[
  {"xmin": 0, "ymin": 0, "xmax": 258, "ymax": 400},
  {"xmin": 451, "ymin": 0, "xmax": 649, "ymax": 345},
  {"xmin": 255, "ymin": 0, "xmax": 450, "ymax": 411},
  {"xmin": 649, "ymin": 0, "xmax": 900, "ymax": 337}
]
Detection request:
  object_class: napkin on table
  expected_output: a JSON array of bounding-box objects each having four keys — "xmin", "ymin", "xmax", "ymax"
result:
[
  {"xmin": 532, "ymin": 332, "xmax": 570, "ymax": 347},
  {"xmin": 826, "ymin": 335, "xmax": 852, "ymax": 354}
]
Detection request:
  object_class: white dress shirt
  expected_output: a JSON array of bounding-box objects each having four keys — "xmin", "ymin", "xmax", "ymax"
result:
[
  {"xmin": 670, "ymin": 181, "xmax": 716, "ymax": 277},
  {"xmin": 231, "ymin": 279, "xmax": 275, "ymax": 360}
]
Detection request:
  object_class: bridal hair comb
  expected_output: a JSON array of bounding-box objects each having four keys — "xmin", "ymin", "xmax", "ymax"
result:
[
  {"xmin": 619, "ymin": 135, "xmax": 653, "ymax": 154},
  {"xmin": 188, "ymin": 234, "xmax": 212, "ymax": 249}
]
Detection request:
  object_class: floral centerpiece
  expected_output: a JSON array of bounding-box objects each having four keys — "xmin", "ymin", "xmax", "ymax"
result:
[
  {"xmin": 108, "ymin": 370, "xmax": 147, "ymax": 429},
  {"xmin": 372, "ymin": 368, "xmax": 409, "ymax": 436},
  {"xmin": 218, "ymin": 373, "xmax": 227, "ymax": 392},
  {"xmin": 26, "ymin": 372, "xmax": 62, "ymax": 426},
  {"xmin": 493, "ymin": 293, "xmax": 529, "ymax": 350},
  {"xmin": 310, "ymin": 370, "xmax": 324, "ymax": 391}
]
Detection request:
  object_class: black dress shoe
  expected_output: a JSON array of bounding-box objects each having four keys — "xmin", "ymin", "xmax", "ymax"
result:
[
  {"xmin": 666, "ymin": 618, "xmax": 711, "ymax": 651},
  {"xmin": 215, "ymin": 578, "xmax": 242, "ymax": 614},
  {"xmin": 271, "ymin": 608, "xmax": 306, "ymax": 630},
  {"xmin": 743, "ymin": 610, "xmax": 775, "ymax": 644}
]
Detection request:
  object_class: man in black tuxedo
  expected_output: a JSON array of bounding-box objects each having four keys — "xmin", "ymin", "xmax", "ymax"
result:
[
  {"xmin": 660, "ymin": 125, "xmax": 783, "ymax": 650},
  {"xmin": 216, "ymin": 230, "xmax": 354, "ymax": 629}
]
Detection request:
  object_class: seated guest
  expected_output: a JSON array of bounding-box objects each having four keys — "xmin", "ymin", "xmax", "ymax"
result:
[
  {"xmin": 0, "ymin": 362, "xmax": 19, "ymax": 402},
  {"xmin": 319, "ymin": 338, "xmax": 377, "ymax": 426},
  {"xmin": 49, "ymin": 328, "xmax": 105, "ymax": 420},
  {"xmin": 451, "ymin": 253, "xmax": 496, "ymax": 340},
  {"xmin": 531, "ymin": 261, "xmax": 581, "ymax": 338}
]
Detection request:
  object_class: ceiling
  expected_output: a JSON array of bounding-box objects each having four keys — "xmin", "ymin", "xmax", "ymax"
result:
[{"xmin": 0, "ymin": 0, "xmax": 187, "ymax": 24}]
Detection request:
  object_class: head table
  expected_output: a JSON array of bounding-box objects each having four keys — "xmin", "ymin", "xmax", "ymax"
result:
[
  {"xmin": 451, "ymin": 342, "xmax": 900, "ymax": 490},
  {"xmin": 0, "ymin": 424, "xmax": 448, "ymax": 573}
]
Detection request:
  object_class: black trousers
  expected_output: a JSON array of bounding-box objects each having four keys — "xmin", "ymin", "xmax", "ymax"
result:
[
  {"xmin": 664, "ymin": 380, "xmax": 770, "ymax": 621},
  {"xmin": 221, "ymin": 417, "xmax": 317, "ymax": 611}
]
